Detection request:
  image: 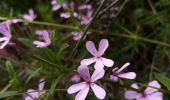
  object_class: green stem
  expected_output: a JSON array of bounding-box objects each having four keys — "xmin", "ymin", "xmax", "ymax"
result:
[
  {"xmin": 111, "ymin": 33, "xmax": 170, "ymax": 48},
  {"xmin": 69, "ymin": 0, "xmax": 108, "ymax": 59},
  {"xmin": 0, "ymin": 16, "xmax": 80, "ymax": 30}
]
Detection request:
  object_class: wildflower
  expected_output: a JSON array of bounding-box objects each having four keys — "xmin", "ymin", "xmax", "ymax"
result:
[
  {"xmin": 78, "ymin": 4, "xmax": 93, "ymax": 25},
  {"xmin": 110, "ymin": 62, "xmax": 136, "ymax": 82},
  {"xmin": 23, "ymin": 9, "xmax": 37, "ymax": 21},
  {"xmin": 51, "ymin": 0, "xmax": 62, "ymax": 11},
  {"xmin": 67, "ymin": 65, "xmax": 106, "ymax": 100},
  {"xmin": 0, "ymin": 19, "xmax": 22, "ymax": 49},
  {"xmin": 71, "ymin": 31, "xmax": 90, "ymax": 41},
  {"xmin": 125, "ymin": 80, "xmax": 163, "ymax": 100},
  {"xmin": 81, "ymin": 39, "xmax": 114, "ymax": 70},
  {"xmin": 60, "ymin": 12, "xmax": 78, "ymax": 19},
  {"xmin": 33, "ymin": 30, "xmax": 51, "ymax": 48},
  {"xmin": 24, "ymin": 78, "xmax": 45, "ymax": 100}
]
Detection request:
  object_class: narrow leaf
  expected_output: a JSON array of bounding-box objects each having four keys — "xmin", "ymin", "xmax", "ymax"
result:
[
  {"xmin": 154, "ymin": 72, "xmax": 170, "ymax": 90},
  {"xmin": 0, "ymin": 91, "xmax": 19, "ymax": 98}
]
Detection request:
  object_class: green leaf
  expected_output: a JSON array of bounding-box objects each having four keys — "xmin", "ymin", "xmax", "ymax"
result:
[
  {"xmin": 57, "ymin": 43, "xmax": 69, "ymax": 57},
  {"xmin": 25, "ymin": 67, "xmax": 43, "ymax": 84},
  {"xmin": 5, "ymin": 61, "xmax": 20, "ymax": 86},
  {"xmin": 0, "ymin": 91, "xmax": 19, "ymax": 98},
  {"xmin": 154, "ymin": 72, "xmax": 170, "ymax": 90},
  {"xmin": 48, "ymin": 75, "xmax": 63, "ymax": 96}
]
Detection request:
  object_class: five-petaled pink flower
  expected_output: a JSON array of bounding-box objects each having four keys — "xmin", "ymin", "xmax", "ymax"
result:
[
  {"xmin": 81, "ymin": 39, "xmax": 114, "ymax": 70},
  {"xmin": 24, "ymin": 78, "xmax": 45, "ymax": 100},
  {"xmin": 110, "ymin": 62, "xmax": 136, "ymax": 82},
  {"xmin": 67, "ymin": 65, "xmax": 106, "ymax": 100},
  {"xmin": 125, "ymin": 80, "xmax": 163, "ymax": 100},
  {"xmin": 23, "ymin": 9, "xmax": 37, "ymax": 21},
  {"xmin": 33, "ymin": 30, "xmax": 51, "ymax": 48}
]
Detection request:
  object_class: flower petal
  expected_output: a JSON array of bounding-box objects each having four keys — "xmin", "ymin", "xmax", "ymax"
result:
[
  {"xmin": 26, "ymin": 89, "xmax": 39, "ymax": 99},
  {"xmin": 145, "ymin": 80, "xmax": 161, "ymax": 95},
  {"xmin": 91, "ymin": 83, "xmax": 106, "ymax": 99},
  {"xmin": 124, "ymin": 90, "xmax": 141, "ymax": 99},
  {"xmin": 0, "ymin": 21, "xmax": 11, "ymax": 36},
  {"xmin": 148, "ymin": 92, "xmax": 163, "ymax": 100},
  {"xmin": 67, "ymin": 82, "xmax": 87, "ymax": 94},
  {"xmin": 131, "ymin": 83, "xmax": 140, "ymax": 89},
  {"xmin": 102, "ymin": 57, "xmax": 114, "ymax": 67},
  {"xmin": 116, "ymin": 62, "xmax": 130, "ymax": 73},
  {"xmin": 60, "ymin": 12, "xmax": 71, "ymax": 18},
  {"xmin": 94, "ymin": 60, "xmax": 104, "ymax": 70},
  {"xmin": 75, "ymin": 85, "xmax": 89, "ymax": 100},
  {"xmin": 91, "ymin": 69, "xmax": 105, "ymax": 82},
  {"xmin": 81, "ymin": 58, "xmax": 96, "ymax": 65},
  {"xmin": 33, "ymin": 41, "xmax": 47, "ymax": 48},
  {"xmin": 98, "ymin": 39, "xmax": 108, "ymax": 56},
  {"xmin": 38, "ymin": 78, "xmax": 45, "ymax": 91},
  {"xmin": 86, "ymin": 41, "xmax": 98, "ymax": 56},
  {"xmin": 118, "ymin": 72, "xmax": 136, "ymax": 80},
  {"xmin": 77, "ymin": 65, "xmax": 90, "ymax": 81}
]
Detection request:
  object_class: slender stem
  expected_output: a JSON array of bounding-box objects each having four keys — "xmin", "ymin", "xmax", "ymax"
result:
[
  {"xmin": 0, "ymin": 17, "xmax": 80, "ymax": 30},
  {"xmin": 69, "ymin": 0, "xmax": 108, "ymax": 59}
]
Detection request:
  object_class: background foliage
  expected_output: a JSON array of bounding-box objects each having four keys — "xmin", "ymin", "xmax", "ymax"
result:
[{"xmin": 0, "ymin": 0, "xmax": 170, "ymax": 99}]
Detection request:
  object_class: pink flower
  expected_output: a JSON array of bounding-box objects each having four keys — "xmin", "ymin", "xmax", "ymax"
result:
[
  {"xmin": 33, "ymin": 30, "xmax": 51, "ymax": 48},
  {"xmin": 110, "ymin": 62, "xmax": 136, "ymax": 82},
  {"xmin": 0, "ymin": 21, "xmax": 12, "ymax": 49},
  {"xmin": 125, "ymin": 80, "xmax": 163, "ymax": 100},
  {"xmin": 81, "ymin": 39, "xmax": 114, "ymax": 70},
  {"xmin": 71, "ymin": 31, "xmax": 90, "ymax": 41},
  {"xmin": 24, "ymin": 78, "xmax": 45, "ymax": 100},
  {"xmin": 78, "ymin": 4, "xmax": 93, "ymax": 25},
  {"xmin": 0, "ymin": 19, "xmax": 21, "ymax": 49},
  {"xmin": 23, "ymin": 9, "xmax": 37, "ymax": 21},
  {"xmin": 67, "ymin": 65, "xmax": 106, "ymax": 100},
  {"xmin": 51, "ymin": 0, "xmax": 62, "ymax": 11}
]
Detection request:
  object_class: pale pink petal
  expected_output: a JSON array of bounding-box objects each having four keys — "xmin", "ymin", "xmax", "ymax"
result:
[
  {"xmin": 67, "ymin": 82, "xmax": 87, "ymax": 94},
  {"xmin": 33, "ymin": 41, "xmax": 47, "ymax": 48},
  {"xmin": 98, "ymin": 39, "xmax": 109, "ymax": 56},
  {"xmin": 131, "ymin": 83, "xmax": 140, "ymax": 89},
  {"xmin": 102, "ymin": 57, "xmax": 114, "ymax": 67},
  {"xmin": 91, "ymin": 69, "xmax": 105, "ymax": 82},
  {"xmin": 118, "ymin": 72, "xmax": 136, "ymax": 80},
  {"xmin": 26, "ymin": 89, "xmax": 39, "ymax": 99},
  {"xmin": 109, "ymin": 75, "xmax": 118, "ymax": 82},
  {"xmin": 112, "ymin": 67, "xmax": 119, "ymax": 72},
  {"xmin": 60, "ymin": 12, "xmax": 71, "ymax": 18},
  {"xmin": 75, "ymin": 85, "xmax": 90, "ymax": 100},
  {"xmin": 52, "ymin": 5, "xmax": 61, "ymax": 11},
  {"xmin": 0, "ymin": 38, "xmax": 10, "ymax": 49},
  {"xmin": 145, "ymin": 80, "xmax": 161, "ymax": 95},
  {"xmin": 38, "ymin": 78, "xmax": 45, "ymax": 91},
  {"xmin": 124, "ymin": 90, "xmax": 141, "ymax": 99},
  {"xmin": 86, "ymin": 41, "xmax": 98, "ymax": 56},
  {"xmin": 94, "ymin": 60, "xmax": 104, "ymax": 70},
  {"xmin": 0, "ymin": 21, "xmax": 11, "ymax": 36},
  {"xmin": 81, "ymin": 58, "xmax": 96, "ymax": 65},
  {"xmin": 77, "ymin": 65, "xmax": 90, "ymax": 81},
  {"xmin": 148, "ymin": 92, "xmax": 163, "ymax": 100},
  {"xmin": 91, "ymin": 83, "xmax": 106, "ymax": 99},
  {"xmin": 116, "ymin": 62, "xmax": 130, "ymax": 73}
]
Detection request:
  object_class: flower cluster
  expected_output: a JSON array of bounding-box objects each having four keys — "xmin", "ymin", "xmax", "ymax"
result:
[
  {"xmin": 50, "ymin": 0, "xmax": 93, "ymax": 41},
  {"xmin": 67, "ymin": 39, "xmax": 143, "ymax": 100},
  {"xmin": 24, "ymin": 78, "xmax": 45, "ymax": 100}
]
